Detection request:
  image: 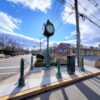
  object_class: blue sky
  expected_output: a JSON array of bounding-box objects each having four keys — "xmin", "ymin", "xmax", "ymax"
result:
[{"xmin": 0, "ymin": 0, "xmax": 100, "ymax": 49}]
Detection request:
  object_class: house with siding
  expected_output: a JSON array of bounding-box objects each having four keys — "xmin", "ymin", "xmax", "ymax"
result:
[{"xmin": 51, "ymin": 43, "xmax": 75, "ymax": 64}]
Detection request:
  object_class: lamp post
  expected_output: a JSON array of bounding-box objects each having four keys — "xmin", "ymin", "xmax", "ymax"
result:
[{"xmin": 43, "ymin": 19, "xmax": 55, "ymax": 69}]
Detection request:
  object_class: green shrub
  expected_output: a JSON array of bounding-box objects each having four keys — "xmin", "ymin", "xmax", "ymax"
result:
[
  {"xmin": 36, "ymin": 53, "xmax": 44, "ymax": 60},
  {"xmin": 50, "ymin": 62, "xmax": 57, "ymax": 66},
  {"xmin": 34, "ymin": 62, "xmax": 45, "ymax": 67},
  {"xmin": 34, "ymin": 56, "xmax": 45, "ymax": 67},
  {"xmin": 60, "ymin": 63, "xmax": 67, "ymax": 66},
  {"xmin": 36, "ymin": 58, "xmax": 44, "ymax": 62}
]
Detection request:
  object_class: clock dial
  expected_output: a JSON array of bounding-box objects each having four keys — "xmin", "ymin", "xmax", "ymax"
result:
[{"xmin": 46, "ymin": 25, "xmax": 54, "ymax": 33}]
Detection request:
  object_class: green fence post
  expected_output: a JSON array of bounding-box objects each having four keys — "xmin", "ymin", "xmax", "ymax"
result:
[
  {"xmin": 56, "ymin": 58, "xmax": 62, "ymax": 79},
  {"xmin": 30, "ymin": 55, "xmax": 33, "ymax": 70},
  {"xmin": 81, "ymin": 57, "xmax": 85, "ymax": 72},
  {"xmin": 18, "ymin": 58, "xmax": 25, "ymax": 87}
]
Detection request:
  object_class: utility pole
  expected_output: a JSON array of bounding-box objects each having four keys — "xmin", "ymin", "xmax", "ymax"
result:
[{"xmin": 74, "ymin": 0, "xmax": 81, "ymax": 68}]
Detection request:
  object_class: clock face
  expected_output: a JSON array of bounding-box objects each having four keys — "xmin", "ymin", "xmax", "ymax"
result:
[{"xmin": 46, "ymin": 25, "xmax": 54, "ymax": 33}]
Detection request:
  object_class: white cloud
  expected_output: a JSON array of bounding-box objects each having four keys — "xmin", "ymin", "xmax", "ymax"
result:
[
  {"xmin": 65, "ymin": 36, "xmax": 70, "ymax": 39},
  {"xmin": 0, "ymin": 28, "xmax": 40, "ymax": 42},
  {"xmin": 0, "ymin": 11, "xmax": 21, "ymax": 33},
  {"xmin": 0, "ymin": 11, "xmax": 43, "ymax": 48},
  {"xmin": 7, "ymin": 0, "xmax": 52, "ymax": 13},
  {"xmin": 62, "ymin": 0, "xmax": 100, "ymax": 47}
]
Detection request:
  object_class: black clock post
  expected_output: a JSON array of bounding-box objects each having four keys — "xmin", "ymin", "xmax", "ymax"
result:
[{"xmin": 43, "ymin": 19, "xmax": 55, "ymax": 69}]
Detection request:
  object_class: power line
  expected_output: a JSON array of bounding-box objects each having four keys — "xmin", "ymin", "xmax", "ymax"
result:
[
  {"xmin": 52, "ymin": 1, "xmax": 64, "ymax": 23},
  {"xmin": 56, "ymin": 11, "xmax": 74, "ymax": 32},
  {"xmin": 78, "ymin": 1, "xmax": 100, "ymax": 22},
  {"xmin": 57, "ymin": 0, "xmax": 100, "ymax": 30},
  {"xmin": 85, "ymin": 15, "xmax": 100, "ymax": 28},
  {"xmin": 79, "ymin": 13, "xmax": 100, "ymax": 29},
  {"xmin": 78, "ymin": 1, "xmax": 100, "ymax": 29},
  {"xmin": 91, "ymin": 0, "xmax": 100, "ymax": 8},
  {"xmin": 50, "ymin": 0, "xmax": 57, "ymax": 21},
  {"xmin": 57, "ymin": 0, "xmax": 74, "ymax": 10},
  {"xmin": 88, "ymin": 0, "xmax": 100, "ymax": 12},
  {"xmin": 57, "ymin": 0, "xmax": 66, "ymax": 4},
  {"xmin": 52, "ymin": 0, "xmax": 74, "ymax": 23}
]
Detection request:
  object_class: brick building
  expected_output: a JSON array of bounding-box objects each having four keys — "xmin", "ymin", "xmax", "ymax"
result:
[
  {"xmin": 51, "ymin": 43, "xmax": 100, "ymax": 63},
  {"xmin": 51, "ymin": 43, "xmax": 75, "ymax": 64}
]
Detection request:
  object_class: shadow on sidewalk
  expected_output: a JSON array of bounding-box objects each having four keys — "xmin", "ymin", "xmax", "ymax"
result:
[
  {"xmin": 41, "ymin": 68, "xmax": 51, "ymax": 86},
  {"xmin": 76, "ymin": 80, "xmax": 100, "ymax": 100},
  {"xmin": 8, "ymin": 82, "xmax": 24, "ymax": 99}
]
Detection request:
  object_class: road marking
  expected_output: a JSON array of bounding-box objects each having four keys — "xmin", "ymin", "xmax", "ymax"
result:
[
  {"xmin": 0, "ymin": 72, "xmax": 17, "ymax": 74},
  {"xmin": 0, "ymin": 66, "xmax": 19, "ymax": 69},
  {"xmin": 0, "ymin": 54, "xmax": 31, "ymax": 62}
]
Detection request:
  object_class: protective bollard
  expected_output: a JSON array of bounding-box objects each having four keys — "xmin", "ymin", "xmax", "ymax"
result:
[
  {"xmin": 80, "ymin": 57, "xmax": 85, "ymax": 72},
  {"xmin": 18, "ymin": 58, "xmax": 25, "ymax": 87},
  {"xmin": 30, "ymin": 55, "xmax": 33, "ymax": 70},
  {"xmin": 56, "ymin": 58, "xmax": 62, "ymax": 79}
]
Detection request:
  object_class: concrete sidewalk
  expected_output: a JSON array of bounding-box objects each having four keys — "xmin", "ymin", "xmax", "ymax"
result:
[{"xmin": 0, "ymin": 65, "xmax": 100, "ymax": 100}]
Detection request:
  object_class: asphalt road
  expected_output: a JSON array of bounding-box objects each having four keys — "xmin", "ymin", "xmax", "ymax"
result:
[
  {"xmin": 83, "ymin": 56, "xmax": 100, "ymax": 67},
  {"xmin": 0, "ymin": 54, "xmax": 36, "ymax": 81},
  {"xmin": 83, "ymin": 56, "xmax": 100, "ymax": 61},
  {"xmin": 0, "ymin": 54, "xmax": 32, "ymax": 67},
  {"xmin": 26, "ymin": 75, "xmax": 100, "ymax": 100}
]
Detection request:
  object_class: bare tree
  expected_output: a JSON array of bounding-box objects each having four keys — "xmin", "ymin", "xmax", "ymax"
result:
[{"xmin": 0, "ymin": 34, "xmax": 21, "ymax": 57}]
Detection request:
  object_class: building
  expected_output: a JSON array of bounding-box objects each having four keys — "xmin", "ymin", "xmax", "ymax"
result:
[
  {"xmin": 51, "ymin": 43, "xmax": 100, "ymax": 64},
  {"xmin": 98, "ymin": 43, "xmax": 100, "ymax": 48},
  {"xmin": 74, "ymin": 47, "xmax": 100, "ymax": 56},
  {"xmin": 51, "ymin": 43, "xmax": 75, "ymax": 64}
]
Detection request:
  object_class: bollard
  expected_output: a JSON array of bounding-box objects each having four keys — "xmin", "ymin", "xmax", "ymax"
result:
[
  {"xmin": 56, "ymin": 58, "xmax": 62, "ymax": 79},
  {"xmin": 81, "ymin": 57, "xmax": 85, "ymax": 72},
  {"xmin": 18, "ymin": 58, "xmax": 25, "ymax": 87},
  {"xmin": 30, "ymin": 55, "xmax": 33, "ymax": 70}
]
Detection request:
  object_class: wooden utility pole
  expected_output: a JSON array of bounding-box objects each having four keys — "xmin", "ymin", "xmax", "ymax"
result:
[{"xmin": 74, "ymin": 0, "xmax": 81, "ymax": 67}]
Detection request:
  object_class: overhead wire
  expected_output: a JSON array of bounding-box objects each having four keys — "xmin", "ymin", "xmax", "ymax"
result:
[
  {"xmin": 88, "ymin": 0, "xmax": 100, "ymax": 11},
  {"xmin": 79, "ymin": 13, "xmax": 100, "ymax": 29},
  {"xmin": 50, "ymin": 0, "xmax": 57, "ymax": 21},
  {"xmin": 78, "ymin": 0, "xmax": 100, "ymax": 29},
  {"xmin": 78, "ymin": 1, "xmax": 100, "ymax": 22},
  {"xmin": 52, "ymin": 0, "xmax": 68, "ymax": 23},
  {"xmin": 54, "ymin": 0, "xmax": 75, "ymax": 32},
  {"xmin": 56, "ymin": 0, "xmax": 100, "ymax": 31},
  {"xmin": 90, "ymin": 0, "xmax": 100, "ymax": 8},
  {"xmin": 52, "ymin": 3, "xmax": 64, "ymax": 23},
  {"xmin": 56, "ymin": 11, "xmax": 74, "ymax": 32},
  {"xmin": 57, "ymin": 0, "xmax": 74, "ymax": 10},
  {"xmin": 92, "ymin": 0, "xmax": 100, "ymax": 8}
]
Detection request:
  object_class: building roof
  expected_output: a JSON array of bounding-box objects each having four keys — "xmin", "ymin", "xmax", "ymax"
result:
[{"xmin": 53, "ymin": 43, "xmax": 71, "ymax": 54}]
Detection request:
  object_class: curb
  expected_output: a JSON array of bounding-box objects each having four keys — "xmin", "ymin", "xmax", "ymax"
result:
[{"xmin": 0, "ymin": 71, "xmax": 100, "ymax": 100}]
